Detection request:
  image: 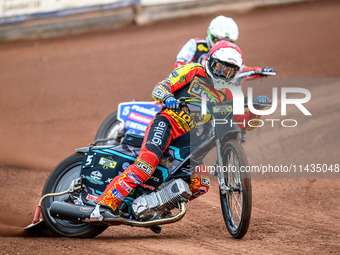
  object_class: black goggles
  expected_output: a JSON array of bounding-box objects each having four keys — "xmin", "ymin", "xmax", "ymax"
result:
[{"xmin": 212, "ymin": 61, "xmax": 239, "ymax": 79}]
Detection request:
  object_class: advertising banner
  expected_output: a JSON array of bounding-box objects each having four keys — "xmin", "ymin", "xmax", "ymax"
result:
[
  {"xmin": 0, "ymin": 0, "xmax": 139, "ymax": 25},
  {"xmin": 117, "ymin": 101, "xmax": 161, "ymax": 136}
]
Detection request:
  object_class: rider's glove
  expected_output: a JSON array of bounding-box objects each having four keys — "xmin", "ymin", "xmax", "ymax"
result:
[
  {"xmin": 261, "ymin": 67, "xmax": 276, "ymax": 76},
  {"xmin": 254, "ymin": 96, "xmax": 270, "ymax": 109},
  {"xmin": 165, "ymin": 97, "xmax": 179, "ymax": 110}
]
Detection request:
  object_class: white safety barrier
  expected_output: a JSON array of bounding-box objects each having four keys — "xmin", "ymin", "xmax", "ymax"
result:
[
  {"xmin": 0, "ymin": 0, "xmax": 138, "ymax": 25},
  {"xmin": 140, "ymin": 0, "xmax": 196, "ymax": 5},
  {"xmin": 0, "ymin": 0, "xmax": 308, "ymax": 40}
]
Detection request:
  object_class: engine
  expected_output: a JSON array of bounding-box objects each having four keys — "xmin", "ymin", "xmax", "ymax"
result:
[{"xmin": 131, "ymin": 179, "xmax": 192, "ymax": 221}]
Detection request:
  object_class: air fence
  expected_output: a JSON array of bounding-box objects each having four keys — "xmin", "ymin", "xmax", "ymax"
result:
[{"xmin": 0, "ymin": 0, "xmax": 307, "ymax": 40}]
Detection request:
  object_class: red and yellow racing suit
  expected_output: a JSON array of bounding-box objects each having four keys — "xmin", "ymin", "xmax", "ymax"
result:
[{"xmin": 96, "ymin": 63, "xmax": 261, "ymax": 211}]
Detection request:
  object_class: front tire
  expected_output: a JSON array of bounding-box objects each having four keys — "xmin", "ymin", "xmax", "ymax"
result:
[
  {"xmin": 219, "ymin": 140, "xmax": 252, "ymax": 239},
  {"xmin": 41, "ymin": 153, "xmax": 107, "ymax": 238}
]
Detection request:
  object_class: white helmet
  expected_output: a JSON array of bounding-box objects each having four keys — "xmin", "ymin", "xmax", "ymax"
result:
[
  {"xmin": 206, "ymin": 16, "xmax": 239, "ymax": 49},
  {"xmin": 205, "ymin": 41, "xmax": 243, "ymax": 90}
]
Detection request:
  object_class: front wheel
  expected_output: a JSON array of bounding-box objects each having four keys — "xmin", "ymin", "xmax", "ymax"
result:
[
  {"xmin": 41, "ymin": 153, "xmax": 107, "ymax": 238},
  {"xmin": 219, "ymin": 140, "xmax": 252, "ymax": 239}
]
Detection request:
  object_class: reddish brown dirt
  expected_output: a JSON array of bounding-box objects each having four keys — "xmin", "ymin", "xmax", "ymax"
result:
[{"xmin": 0, "ymin": 0, "xmax": 339, "ymax": 254}]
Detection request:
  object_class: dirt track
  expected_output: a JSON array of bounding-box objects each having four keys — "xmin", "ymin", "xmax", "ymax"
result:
[{"xmin": 0, "ymin": 0, "xmax": 339, "ymax": 254}]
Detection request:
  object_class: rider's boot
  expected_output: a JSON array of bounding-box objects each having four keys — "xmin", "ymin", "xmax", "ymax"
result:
[{"xmin": 89, "ymin": 203, "xmax": 119, "ymax": 222}]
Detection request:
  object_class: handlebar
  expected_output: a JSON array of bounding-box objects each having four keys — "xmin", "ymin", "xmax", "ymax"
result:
[
  {"xmin": 249, "ymin": 100, "xmax": 272, "ymax": 108},
  {"xmin": 211, "ymin": 100, "xmax": 272, "ymax": 114},
  {"xmin": 254, "ymin": 70, "xmax": 277, "ymax": 76},
  {"xmin": 162, "ymin": 97, "xmax": 272, "ymax": 112},
  {"xmin": 161, "ymin": 97, "xmax": 192, "ymax": 109}
]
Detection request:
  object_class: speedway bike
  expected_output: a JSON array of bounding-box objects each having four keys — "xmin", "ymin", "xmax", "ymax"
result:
[{"xmin": 25, "ymin": 97, "xmax": 269, "ymax": 239}]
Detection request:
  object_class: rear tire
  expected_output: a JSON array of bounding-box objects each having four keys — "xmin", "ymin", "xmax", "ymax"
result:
[
  {"xmin": 219, "ymin": 140, "xmax": 252, "ymax": 239},
  {"xmin": 41, "ymin": 153, "xmax": 107, "ymax": 238}
]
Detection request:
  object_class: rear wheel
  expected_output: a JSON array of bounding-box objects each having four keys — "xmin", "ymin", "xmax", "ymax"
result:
[
  {"xmin": 41, "ymin": 153, "xmax": 107, "ymax": 238},
  {"xmin": 95, "ymin": 111, "xmax": 124, "ymax": 145},
  {"xmin": 219, "ymin": 140, "xmax": 252, "ymax": 239}
]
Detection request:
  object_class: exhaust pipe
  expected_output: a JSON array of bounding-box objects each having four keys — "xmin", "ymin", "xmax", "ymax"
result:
[
  {"xmin": 50, "ymin": 201, "xmax": 95, "ymax": 222},
  {"xmin": 50, "ymin": 201, "xmax": 188, "ymax": 227}
]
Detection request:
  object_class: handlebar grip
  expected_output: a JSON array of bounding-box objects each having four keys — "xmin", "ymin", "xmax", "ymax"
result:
[
  {"xmin": 253, "ymin": 102, "xmax": 272, "ymax": 108},
  {"xmin": 261, "ymin": 71, "xmax": 277, "ymax": 76},
  {"xmin": 162, "ymin": 97, "xmax": 191, "ymax": 109}
]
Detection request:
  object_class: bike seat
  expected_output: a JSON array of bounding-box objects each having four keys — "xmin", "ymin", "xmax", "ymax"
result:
[{"xmin": 121, "ymin": 133, "xmax": 144, "ymax": 147}]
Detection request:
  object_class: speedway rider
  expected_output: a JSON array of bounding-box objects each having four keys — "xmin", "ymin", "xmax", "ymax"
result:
[
  {"xmin": 174, "ymin": 15, "xmax": 276, "ymax": 85},
  {"xmin": 95, "ymin": 41, "xmax": 270, "ymax": 214}
]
